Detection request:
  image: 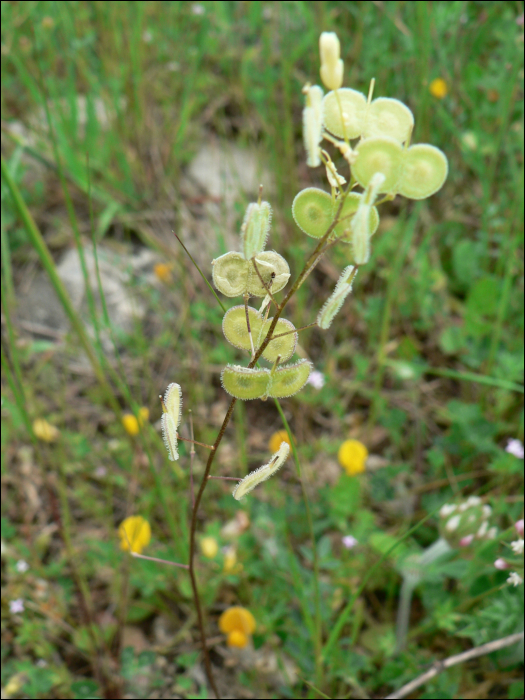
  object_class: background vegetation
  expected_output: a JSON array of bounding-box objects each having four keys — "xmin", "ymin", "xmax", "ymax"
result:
[{"xmin": 1, "ymin": 1, "xmax": 523, "ymax": 698}]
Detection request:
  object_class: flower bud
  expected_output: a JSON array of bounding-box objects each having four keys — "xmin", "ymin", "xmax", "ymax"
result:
[{"xmin": 319, "ymin": 33, "xmax": 343, "ymax": 90}]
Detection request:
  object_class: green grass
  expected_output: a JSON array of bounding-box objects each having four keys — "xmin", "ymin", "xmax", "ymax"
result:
[{"xmin": 1, "ymin": 2, "xmax": 524, "ymax": 699}]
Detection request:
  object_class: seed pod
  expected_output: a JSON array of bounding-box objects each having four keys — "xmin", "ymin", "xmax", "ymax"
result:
[
  {"xmin": 303, "ymin": 85, "xmax": 324, "ymax": 167},
  {"xmin": 212, "ymin": 252, "xmax": 249, "ymax": 297},
  {"xmin": 232, "ymin": 442, "xmax": 290, "ymax": 500},
  {"xmin": 292, "ymin": 188, "xmax": 334, "ymax": 238},
  {"xmin": 323, "ymin": 88, "xmax": 367, "ymax": 139},
  {"xmin": 270, "ymin": 359, "xmax": 313, "ymax": 398},
  {"xmin": 398, "ymin": 144, "xmax": 448, "ymax": 199},
  {"xmin": 319, "ymin": 32, "xmax": 343, "ymax": 91},
  {"xmin": 247, "ymin": 251, "xmax": 290, "ymax": 297},
  {"xmin": 221, "ymin": 365, "xmax": 270, "ymax": 400},
  {"xmin": 351, "ymin": 136, "xmax": 404, "ymax": 192},
  {"xmin": 259, "ymin": 317, "xmax": 297, "ymax": 363},
  {"xmin": 161, "ymin": 383, "xmax": 182, "ymax": 461},
  {"xmin": 317, "ymin": 266, "xmax": 357, "ymax": 329},
  {"xmin": 332, "ymin": 192, "xmax": 379, "ymax": 243},
  {"xmin": 364, "ymin": 97, "xmax": 414, "ymax": 142},
  {"xmin": 222, "ymin": 306, "xmax": 297, "ymax": 363},
  {"xmin": 241, "ymin": 201, "xmax": 272, "ymax": 260},
  {"xmin": 350, "ymin": 172, "xmax": 385, "ymax": 265}
]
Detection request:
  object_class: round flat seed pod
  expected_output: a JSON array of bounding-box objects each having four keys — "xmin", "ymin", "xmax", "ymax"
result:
[
  {"xmin": 351, "ymin": 136, "xmax": 403, "ymax": 192},
  {"xmin": 222, "ymin": 306, "xmax": 263, "ymax": 352},
  {"xmin": 259, "ymin": 317, "xmax": 297, "ymax": 363},
  {"xmin": 364, "ymin": 98, "xmax": 414, "ymax": 142},
  {"xmin": 247, "ymin": 251, "xmax": 290, "ymax": 297},
  {"xmin": 221, "ymin": 365, "xmax": 270, "ymax": 400},
  {"xmin": 292, "ymin": 188, "xmax": 334, "ymax": 239},
  {"xmin": 270, "ymin": 359, "xmax": 313, "ymax": 398},
  {"xmin": 397, "ymin": 144, "xmax": 448, "ymax": 199},
  {"xmin": 332, "ymin": 193, "xmax": 380, "ymax": 243},
  {"xmin": 212, "ymin": 252, "xmax": 249, "ymax": 297},
  {"xmin": 322, "ymin": 88, "xmax": 367, "ymax": 139}
]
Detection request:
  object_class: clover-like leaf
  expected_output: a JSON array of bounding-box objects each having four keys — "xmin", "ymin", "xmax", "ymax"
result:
[
  {"xmin": 332, "ymin": 192, "xmax": 380, "ymax": 243},
  {"xmin": 317, "ymin": 266, "xmax": 357, "ymax": 330},
  {"xmin": 270, "ymin": 359, "xmax": 313, "ymax": 398},
  {"xmin": 247, "ymin": 251, "xmax": 290, "ymax": 297},
  {"xmin": 212, "ymin": 252, "xmax": 249, "ymax": 297},
  {"xmin": 397, "ymin": 144, "xmax": 448, "ymax": 199},
  {"xmin": 221, "ymin": 365, "xmax": 270, "ymax": 400},
  {"xmin": 292, "ymin": 188, "xmax": 334, "ymax": 239},
  {"xmin": 242, "ymin": 201, "xmax": 272, "ymax": 260},
  {"xmin": 232, "ymin": 442, "xmax": 290, "ymax": 501},
  {"xmin": 161, "ymin": 383, "xmax": 182, "ymax": 461}
]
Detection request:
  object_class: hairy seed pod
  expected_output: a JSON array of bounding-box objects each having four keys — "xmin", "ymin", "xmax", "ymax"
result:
[
  {"xmin": 232, "ymin": 442, "xmax": 290, "ymax": 500},
  {"xmin": 221, "ymin": 365, "xmax": 270, "ymax": 400},
  {"xmin": 161, "ymin": 383, "xmax": 182, "ymax": 461},
  {"xmin": 317, "ymin": 266, "xmax": 357, "ymax": 329},
  {"xmin": 222, "ymin": 306, "xmax": 297, "ymax": 363},
  {"xmin": 212, "ymin": 252, "xmax": 249, "ymax": 297},
  {"xmin": 351, "ymin": 136, "xmax": 403, "ymax": 192},
  {"xmin": 323, "ymin": 88, "xmax": 367, "ymax": 139},
  {"xmin": 241, "ymin": 201, "xmax": 272, "ymax": 260},
  {"xmin": 350, "ymin": 172, "xmax": 385, "ymax": 264},
  {"xmin": 292, "ymin": 188, "xmax": 334, "ymax": 238},
  {"xmin": 259, "ymin": 317, "xmax": 297, "ymax": 363},
  {"xmin": 398, "ymin": 144, "xmax": 448, "ymax": 199},
  {"xmin": 303, "ymin": 85, "xmax": 324, "ymax": 167},
  {"xmin": 247, "ymin": 251, "xmax": 290, "ymax": 297},
  {"xmin": 364, "ymin": 97, "xmax": 414, "ymax": 142},
  {"xmin": 319, "ymin": 32, "xmax": 343, "ymax": 91},
  {"xmin": 332, "ymin": 192, "xmax": 380, "ymax": 243},
  {"xmin": 270, "ymin": 359, "xmax": 313, "ymax": 398}
]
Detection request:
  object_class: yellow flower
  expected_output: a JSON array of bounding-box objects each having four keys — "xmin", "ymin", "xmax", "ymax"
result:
[
  {"xmin": 201, "ymin": 537, "xmax": 219, "ymax": 559},
  {"xmin": 268, "ymin": 429, "xmax": 293, "ymax": 454},
  {"xmin": 154, "ymin": 263, "xmax": 173, "ymax": 283},
  {"xmin": 33, "ymin": 418, "xmax": 60, "ymax": 443},
  {"xmin": 118, "ymin": 516, "xmax": 151, "ymax": 554},
  {"xmin": 429, "ymin": 78, "xmax": 448, "ymax": 99},
  {"xmin": 219, "ymin": 606, "xmax": 256, "ymax": 648},
  {"xmin": 338, "ymin": 439, "xmax": 368, "ymax": 476},
  {"xmin": 122, "ymin": 407, "xmax": 149, "ymax": 436}
]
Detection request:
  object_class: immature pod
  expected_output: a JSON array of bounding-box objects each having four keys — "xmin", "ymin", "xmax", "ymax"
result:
[
  {"xmin": 351, "ymin": 136, "xmax": 404, "ymax": 192},
  {"xmin": 270, "ymin": 359, "xmax": 313, "ymax": 398},
  {"xmin": 247, "ymin": 251, "xmax": 290, "ymax": 297},
  {"xmin": 259, "ymin": 317, "xmax": 297, "ymax": 363},
  {"xmin": 364, "ymin": 97, "xmax": 414, "ymax": 142},
  {"xmin": 332, "ymin": 192, "xmax": 380, "ymax": 243},
  {"xmin": 292, "ymin": 188, "xmax": 334, "ymax": 239},
  {"xmin": 160, "ymin": 383, "xmax": 182, "ymax": 461},
  {"xmin": 212, "ymin": 252, "xmax": 249, "ymax": 297},
  {"xmin": 317, "ymin": 266, "xmax": 357, "ymax": 329},
  {"xmin": 303, "ymin": 85, "xmax": 324, "ymax": 167},
  {"xmin": 397, "ymin": 144, "xmax": 448, "ymax": 199},
  {"xmin": 319, "ymin": 32, "xmax": 344, "ymax": 91},
  {"xmin": 241, "ymin": 201, "xmax": 272, "ymax": 260},
  {"xmin": 350, "ymin": 172, "xmax": 385, "ymax": 265},
  {"xmin": 221, "ymin": 365, "xmax": 270, "ymax": 400},
  {"xmin": 222, "ymin": 306, "xmax": 297, "ymax": 363},
  {"xmin": 232, "ymin": 442, "xmax": 290, "ymax": 501}
]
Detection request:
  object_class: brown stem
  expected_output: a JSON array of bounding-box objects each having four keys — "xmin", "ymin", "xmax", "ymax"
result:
[
  {"xmin": 270, "ymin": 323, "xmax": 317, "ymax": 341},
  {"xmin": 178, "ymin": 435, "xmax": 214, "ymax": 450},
  {"xmin": 252, "ymin": 257, "xmax": 279, "ymax": 308}
]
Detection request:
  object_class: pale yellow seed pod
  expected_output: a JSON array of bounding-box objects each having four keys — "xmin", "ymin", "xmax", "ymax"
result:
[
  {"xmin": 303, "ymin": 85, "xmax": 324, "ymax": 167},
  {"xmin": 350, "ymin": 173, "xmax": 385, "ymax": 265},
  {"xmin": 221, "ymin": 365, "xmax": 270, "ymax": 400},
  {"xmin": 317, "ymin": 266, "xmax": 357, "ymax": 330},
  {"xmin": 247, "ymin": 251, "xmax": 290, "ymax": 297},
  {"xmin": 319, "ymin": 32, "xmax": 344, "ymax": 91},
  {"xmin": 241, "ymin": 201, "xmax": 272, "ymax": 260},
  {"xmin": 212, "ymin": 252, "xmax": 249, "ymax": 297},
  {"xmin": 232, "ymin": 442, "xmax": 290, "ymax": 501},
  {"xmin": 270, "ymin": 359, "xmax": 313, "ymax": 398},
  {"xmin": 161, "ymin": 383, "xmax": 182, "ymax": 461}
]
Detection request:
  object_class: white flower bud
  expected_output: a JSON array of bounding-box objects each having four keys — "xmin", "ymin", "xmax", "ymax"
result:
[
  {"xmin": 507, "ymin": 572, "xmax": 523, "ymax": 587},
  {"xmin": 445, "ymin": 514, "xmax": 461, "ymax": 532},
  {"xmin": 511, "ymin": 539, "xmax": 524, "ymax": 555},
  {"xmin": 440, "ymin": 503, "xmax": 456, "ymax": 518}
]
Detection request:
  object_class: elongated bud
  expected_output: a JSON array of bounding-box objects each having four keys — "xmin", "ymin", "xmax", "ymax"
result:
[
  {"xmin": 241, "ymin": 201, "xmax": 272, "ymax": 260},
  {"xmin": 232, "ymin": 442, "xmax": 290, "ymax": 501},
  {"xmin": 350, "ymin": 173, "xmax": 385, "ymax": 265},
  {"xmin": 160, "ymin": 383, "xmax": 182, "ymax": 461},
  {"xmin": 303, "ymin": 85, "xmax": 324, "ymax": 167},
  {"xmin": 317, "ymin": 266, "xmax": 357, "ymax": 329},
  {"xmin": 319, "ymin": 32, "xmax": 343, "ymax": 90}
]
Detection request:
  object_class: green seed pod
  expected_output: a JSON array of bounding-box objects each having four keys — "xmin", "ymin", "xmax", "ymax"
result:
[
  {"xmin": 303, "ymin": 85, "xmax": 324, "ymax": 167},
  {"xmin": 260, "ymin": 317, "xmax": 297, "ymax": 363},
  {"xmin": 292, "ymin": 188, "xmax": 334, "ymax": 238},
  {"xmin": 317, "ymin": 266, "xmax": 357, "ymax": 330},
  {"xmin": 232, "ymin": 442, "xmax": 290, "ymax": 501},
  {"xmin": 221, "ymin": 365, "xmax": 270, "ymax": 400},
  {"xmin": 212, "ymin": 252, "xmax": 249, "ymax": 297},
  {"xmin": 270, "ymin": 359, "xmax": 313, "ymax": 398},
  {"xmin": 160, "ymin": 383, "xmax": 182, "ymax": 461},
  {"xmin": 364, "ymin": 97, "xmax": 414, "ymax": 142},
  {"xmin": 323, "ymin": 88, "xmax": 367, "ymax": 139},
  {"xmin": 241, "ymin": 201, "xmax": 272, "ymax": 260},
  {"xmin": 397, "ymin": 144, "xmax": 448, "ymax": 199},
  {"xmin": 350, "ymin": 172, "xmax": 385, "ymax": 265},
  {"xmin": 247, "ymin": 251, "xmax": 290, "ymax": 297},
  {"xmin": 332, "ymin": 193, "xmax": 380, "ymax": 243},
  {"xmin": 351, "ymin": 136, "xmax": 403, "ymax": 192}
]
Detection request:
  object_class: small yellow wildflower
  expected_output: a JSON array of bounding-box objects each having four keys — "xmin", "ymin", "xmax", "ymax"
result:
[
  {"xmin": 118, "ymin": 516, "xmax": 151, "ymax": 554},
  {"xmin": 33, "ymin": 418, "xmax": 60, "ymax": 443},
  {"xmin": 268, "ymin": 429, "xmax": 293, "ymax": 454},
  {"xmin": 122, "ymin": 407, "xmax": 149, "ymax": 436},
  {"xmin": 154, "ymin": 263, "xmax": 173, "ymax": 283},
  {"xmin": 219, "ymin": 606, "xmax": 256, "ymax": 649},
  {"xmin": 429, "ymin": 78, "xmax": 448, "ymax": 99},
  {"xmin": 338, "ymin": 439, "xmax": 368, "ymax": 476},
  {"xmin": 201, "ymin": 536, "xmax": 219, "ymax": 559}
]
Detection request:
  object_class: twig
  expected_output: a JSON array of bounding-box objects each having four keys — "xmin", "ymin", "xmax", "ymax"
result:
[
  {"xmin": 244, "ymin": 293, "xmax": 256, "ymax": 359},
  {"xmin": 189, "ymin": 410, "xmax": 195, "ymax": 508},
  {"xmin": 207, "ymin": 475, "xmax": 242, "ymax": 481},
  {"xmin": 384, "ymin": 632, "xmax": 524, "ymax": 699},
  {"xmin": 130, "ymin": 552, "xmax": 189, "ymax": 569},
  {"xmin": 270, "ymin": 322, "xmax": 316, "ymax": 341}
]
